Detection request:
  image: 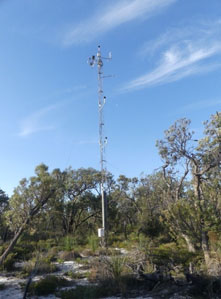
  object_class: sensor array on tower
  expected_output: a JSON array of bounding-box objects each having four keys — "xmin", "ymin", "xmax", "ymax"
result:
[{"xmin": 88, "ymin": 46, "xmax": 112, "ymax": 245}]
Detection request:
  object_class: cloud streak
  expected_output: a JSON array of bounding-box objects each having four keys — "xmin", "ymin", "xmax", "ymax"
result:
[
  {"xmin": 18, "ymin": 104, "xmax": 58, "ymax": 137},
  {"xmin": 122, "ymin": 19, "xmax": 221, "ymax": 91},
  {"xmin": 62, "ymin": 0, "xmax": 176, "ymax": 46}
]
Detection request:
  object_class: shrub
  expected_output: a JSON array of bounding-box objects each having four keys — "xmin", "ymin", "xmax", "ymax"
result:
[
  {"xmin": 44, "ymin": 247, "xmax": 58, "ymax": 262},
  {"xmin": 147, "ymin": 242, "xmax": 197, "ymax": 272},
  {"xmin": 58, "ymin": 250, "xmax": 81, "ymax": 261},
  {"xmin": 29, "ymin": 275, "xmax": 69, "ymax": 296},
  {"xmin": 95, "ymin": 247, "xmax": 112, "ymax": 256},
  {"xmin": 107, "ymin": 256, "xmax": 127, "ymax": 280},
  {"xmin": 2, "ymin": 253, "xmax": 17, "ymax": 271},
  {"xmin": 22, "ymin": 259, "xmax": 57, "ymax": 275},
  {"xmin": 88, "ymin": 234, "xmax": 99, "ymax": 253},
  {"xmin": 59, "ymin": 284, "xmax": 115, "ymax": 299},
  {"xmin": 15, "ymin": 242, "xmax": 36, "ymax": 260},
  {"xmin": 62, "ymin": 235, "xmax": 87, "ymax": 251},
  {"xmin": 80, "ymin": 248, "xmax": 94, "ymax": 257},
  {"xmin": 88, "ymin": 255, "xmax": 127, "ymax": 284},
  {"xmin": 64, "ymin": 236, "xmax": 75, "ymax": 251},
  {"xmin": 65, "ymin": 271, "xmax": 89, "ymax": 279}
]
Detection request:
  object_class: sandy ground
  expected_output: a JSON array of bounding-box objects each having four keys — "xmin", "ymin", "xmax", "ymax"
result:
[
  {"xmin": 0, "ymin": 272, "xmax": 155, "ymax": 299},
  {"xmin": 0, "ymin": 261, "xmax": 86, "ymax": 299},
  {"xmin": 0, "ymin": 273, "xmax": 64, "ymax": 298},
  {"xmin": 0, "ymin": 275, "xmax": 24, "ymax": 299}
]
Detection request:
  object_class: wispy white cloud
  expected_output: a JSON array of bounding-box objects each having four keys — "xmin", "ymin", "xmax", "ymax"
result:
[
  {"xmin": 62, "ymin": 0, "xmax": 177, "ymax": 46},
  {"xmin": 122, "ymin": 19, "xmax": 221, "ymax": 91},
  {"xmin": 18, "ymin": 104, "xmax": 58, "ymax": 137},
  {"xmin": 18, "ymin": 84, "xmax": 88, "ymax": 138},
  {"xmin": 140, "ymin": 19, "xmax": 221, "ymax": 56}
]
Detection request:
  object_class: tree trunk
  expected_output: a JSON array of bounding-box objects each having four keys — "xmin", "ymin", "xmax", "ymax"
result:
[
  {"xmin": 0, "ymin": 219, "xmax": 28, "ymax": 265},
  {"xmin": 193, "ymin": 170, "xmax": 211, "ymax": 268},
  {"xmin": 0, "ymin": 189, "xmax": 55, "ymax": 266},
  {"xmin": 181, "ymin": 233, "xmax": 196, "ymax": 253},
  {"xmin": 201, "ymin": 230, "xmax": 211, "ymax": 269}
]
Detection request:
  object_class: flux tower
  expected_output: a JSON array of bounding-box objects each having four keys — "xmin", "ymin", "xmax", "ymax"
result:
[{"xmin": 88, "ymin": 46, "xmax": 112, "ymax": 244}]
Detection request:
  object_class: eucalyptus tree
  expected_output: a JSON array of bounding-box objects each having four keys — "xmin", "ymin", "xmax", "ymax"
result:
[
  {"xmin": 28, "ymin": 167, "xmax": 115, "ymax": 240},
  {"xmin": 60, "ymin": 168, "xmax": 103, "ymax": 236},
  {"xmin": 136, "ymin": 172, "xmax": 168, "ymax": 239},
  {"xmin": 156, "ymin": 113, "xmax": 221, "ymax": 267},
  {"xmin": 109, "ymin": 175, "xmax": 140, "ymax": 239},
  {"xmin": 0, "ymin": 164, "xmax": 58, "ymax": 265}
]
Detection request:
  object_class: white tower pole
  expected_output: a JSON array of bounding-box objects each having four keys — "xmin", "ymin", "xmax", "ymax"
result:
[
  {"xmin": 97, "ymin": 46, "xmax": 106, "ymax": 234},
  {"xmin": 88, "ymin": 46, "xmax": 111, "ymax": 245}
]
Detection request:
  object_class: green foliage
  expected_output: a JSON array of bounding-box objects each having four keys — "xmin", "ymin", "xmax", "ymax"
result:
[
  {"xmin": 107, "ymin": 256, "xmax": 127, "ymax": 280},
  {"xmin": 0, "ymin": 189, "xmax": 9, "ymax": 241},
  {"xmin": 88, "ymin": 255, "xmax": 128, "ymax": 290},
  {"xmin": 147, "ymin": 243, "xmax": 198, "ymax": 270},
  {"xmin": 88, "ymin": 234, "xmax": 99, "ymax": 253},
  {"xmin": 37, "ymin": 239, "xmax": 57, "ymax": 250},
  {"xmin": 0, "ymin": 112, "xmax": 220, "ymax": 285},
  {"xmin": 0, "ymin": 189, "xmax": 9, "ymax": 213},
  {"xmin": 22, "ymin": 259, "xmax": 57, "ymax": 275},
  {"xmin": 14, "ymin": 242, "xmax": 36, "ymax": 260},
  {"xmin": 110, "ymin": 237, "xmax": 133, "ymax": 250},
  {"xmin": 61, "ymin": 272, "xmax": 153, "ymax": 299},
  {"xmin": 29, "ymin": 275, "xmax": 69, "ymax": 296},
  {"xmin": 0, "ymin": 244, "xmax": 7, "ymax": 255},
  {"xmin": 1, "ymin": 253, "xmax": 17, "ymax": 271},
  {"xmin": 60, "ymin": 275, "xmax": 142, "ymax": 299},
  {"xmin": 138, "ymin": 234, "xmax": 151, "ymax": 251},
  {"xmin": 58, "ymin": 250, "xmax": 81, "ymax": 261},
  {"xmin": 64, "ymin": 235, "xmax": 76, "ymax": 251},
  {"xmin": 65, "ymin": 270, "xmax": 89, "ymax": 279},
  {"xmin": 59, "ymin": 284, "xmax": 113, "ymax": 299}
]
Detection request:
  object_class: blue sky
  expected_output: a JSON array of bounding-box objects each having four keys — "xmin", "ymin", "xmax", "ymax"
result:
[{"xmin": 0, "ymin": 0, "xmax": 221, "ymax": 195}]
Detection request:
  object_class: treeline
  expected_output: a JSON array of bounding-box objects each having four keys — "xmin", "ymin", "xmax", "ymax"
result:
[{"xmin": 0, "ymin": 112, "xmax": 220, "ymax": 273}]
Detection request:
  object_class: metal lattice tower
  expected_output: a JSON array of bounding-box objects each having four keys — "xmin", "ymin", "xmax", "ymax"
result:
[{"xmin": 88, "ymin": 46, "xmax": 112, "ymax": 242}]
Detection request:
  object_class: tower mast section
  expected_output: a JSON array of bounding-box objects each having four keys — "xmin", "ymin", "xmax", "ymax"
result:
[
  {"xmin": 97, "ymin": 45, "xmax": 106, "ymax": 234},
  {"xmin": 88, "ymin": 45, "xmax": 111, "ymax": 244}
]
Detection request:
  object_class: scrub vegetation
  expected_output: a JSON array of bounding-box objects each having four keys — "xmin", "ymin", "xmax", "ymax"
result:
[{"xmin": 0, "ymin": 112, "xmax": 220, "ymax": 298}]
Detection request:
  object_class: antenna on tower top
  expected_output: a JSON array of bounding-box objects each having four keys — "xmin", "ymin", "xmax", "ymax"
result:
[{"xmin": 88, "ymin": 45, "xmax": 112, "ymax": 247}]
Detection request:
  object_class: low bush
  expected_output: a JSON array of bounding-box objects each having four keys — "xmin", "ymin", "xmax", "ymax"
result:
[
  {"xmin": 60, "ymin": 274, "xmax": 152, "ymax": 299},
  {"xmin": 15, "ymin": 242, "xmax": 36, "ymax": 260},
  {"xmin": 0, "ymin": 283, "xmax": 6, "ymax": 290},
  {"xmin": 59, "ymin": 284, "xmax": 116, "ymax": 299},
  {"xmin": 80, "ymin": 248, "xmax": 94, "ymax": 257},
  {"xmin": 94, "ymin": 247, "xmax": 112, "ymax": 256},
  {"xmin": 87, "ymin": 234, "xmax": 99, "ymax": 253},
  {"xmin": 22, "ymin": 259, "xmax": 57, "ymax": 275},
  {"xmin": 65, "ymin": 270, "xmax": 89, "ymax": 279},
  {"xmin": 58, "ymin": 250, "xmax": 81, "ymax": 261},
  {"xmin": 1, "ymin": 253, "xmax": 17, "ymax": 271},
  {"xmin": 29, "ymin": 275, "xmax": 70, "ymax": 296},
  {"xmin": 88, "ymin": 255, "xmax": 130, "ymax": 293},
  {"xmin": 106, "ymin": 256, "xmax": 127, "ymax": 280},
  {"xmin": 147, "ymin": 242, "xmax": 198, "ymax": 272}
]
